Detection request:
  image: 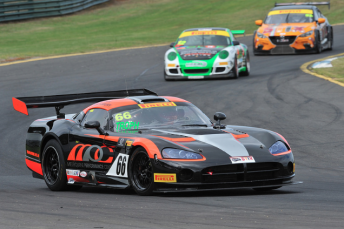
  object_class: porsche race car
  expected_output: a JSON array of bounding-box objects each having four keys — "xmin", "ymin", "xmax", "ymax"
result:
[
  {"xmin": 13, "ymin": 89, "xmax": 301, "ymax": 195},
  {"xmin": 164, "ymin": 28, "xmax": 250, "ymax": 80},
  {"xmin": 253, "ymin": 2, "xmax": 333, "ymax": 55}
]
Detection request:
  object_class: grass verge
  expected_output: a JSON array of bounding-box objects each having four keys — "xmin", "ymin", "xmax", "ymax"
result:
[
  {"xmin": 0, "ymin": 0, "xmax": 343, "ymax": 61},
  {"xmin": 312, "ymin": 57, "xmax": 344, "ymax": 83}
]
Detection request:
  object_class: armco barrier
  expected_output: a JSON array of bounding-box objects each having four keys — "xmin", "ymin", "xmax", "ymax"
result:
[{"xmin": 0, "ymin": 0, "xmax": 109, "ymax": 22}]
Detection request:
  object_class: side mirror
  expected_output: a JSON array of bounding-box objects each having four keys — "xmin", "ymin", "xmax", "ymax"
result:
[
  {"xmin": 233, "ymin": 41, "xmax": 240, "ymax": 46},
  {"xmin": 170, "ymin": 42, "xmax": 175, "ymax": 47},
  {"xmin": 255, "ymin": 20, "xmax": 263, "ymax": 26},
  {"xmin": 214, "ymin": 112, "xmax": 226, "ymax": 129},
  {"xmin": 318, "ymin": 18, "xmax": 326, "ymax": 24},
  {"xmin": 85, "ymin": 121, "xmax": 106, "ymax": 135}
]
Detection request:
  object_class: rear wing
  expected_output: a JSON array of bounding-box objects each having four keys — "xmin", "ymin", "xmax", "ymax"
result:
[
  {"xmin": 275, "ymin": 2, "xmax": 330, "ymax": 9},
  {"xmin": 12, "ymin": 88, "xmax": 157, "ymax": 117},
  {"xmin": 231, "ymin": 30, "xmax": 245, "ymax": 36}
]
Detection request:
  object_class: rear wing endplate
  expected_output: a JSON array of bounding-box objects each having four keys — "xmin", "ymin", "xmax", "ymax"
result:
[
  {"xmin": 275, "ymin": 2, "xmax": 330, "ymax": 9},
  {"xmin": 12, "ymin": 88, "xmax": 157, "ymax": 117}
]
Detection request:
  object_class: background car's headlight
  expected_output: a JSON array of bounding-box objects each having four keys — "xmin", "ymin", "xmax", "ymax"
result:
[
  {"xmin": 257, "ymin": 32, "xmax": 267, "ymax": 38},
  {"xmin": 167, "ymin": 52, "xmax": 177, "ymax": 61},
  {"xmin": 219, "ymin": 50, "xmax": 229, "ymax": 59},
  {"xmin": 269, "ymin": 141, "xmax": 289, "ymax": 155},
  {"xmin": 162, "ymin": 148, "xmax": 203, "ymax": 159},
  {"xmin": 299, "ymin": 30, "xmax": 313, "ymax": 37}
]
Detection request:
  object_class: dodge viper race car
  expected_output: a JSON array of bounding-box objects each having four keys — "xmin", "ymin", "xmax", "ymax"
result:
[
  {"xmin": 164, "ymin": 28, "xmax": 250, "ymax": 80},
  {"xmin": 253, "ymin": 2, "xmax": 333, "ymax": 55},
  {"xmin": 13, "ymin": 89, "xmax": 301, "ymax": 195}
]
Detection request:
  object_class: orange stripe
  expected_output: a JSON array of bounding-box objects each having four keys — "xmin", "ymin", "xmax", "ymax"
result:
[
  {"xmin": 272, "ymin": 150, "xmax": 292, "ymax": 156},
  {"xmin": 151, "ymin": 135, "xmax": 195, "ymax": 142},
  {"xmin": 26, "ymin": 158, "xmax": 43, "ymax": 175},
  {"xmin": 161, "ymin": 96, "xmax": 190, "ymax": 103}
]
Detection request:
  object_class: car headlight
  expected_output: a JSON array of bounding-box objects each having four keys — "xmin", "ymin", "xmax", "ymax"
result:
[
  {"xmin": 257, "ymin": 32, "xmax": 267, "ymax": 38},
  {"xmin": 269, "ymin": 141, "xmax": 289, "ymax": 155},
  {"xmin": 219, "ymin": 50, "xmax": 229, "ymax": 59},
  {"xmin": 299, "ymin": 30, "xmax": 313, "ymax": 37},
  {"xmin": 162, "ymin": 148, "xmax": 203, "ymax": 159},
  {"xmin": 167, "ymin": 52, "xmax": 177, "ymax": 61}
]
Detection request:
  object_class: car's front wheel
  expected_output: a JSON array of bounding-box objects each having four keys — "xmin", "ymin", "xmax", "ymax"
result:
[
  {"xmin": 232, "ymin": 56, "xmax": 239, "ymax": 79},
  {"xmin": 42, "ymin": 139, "xmax": 68, "ymax": 191},
  {"xmin": 314, "ymin": 30, "xmax": 322, "ymax": 54},
  {"xmin": 129, "ymin": 147, "xmax": 155, "ymax": 195}
]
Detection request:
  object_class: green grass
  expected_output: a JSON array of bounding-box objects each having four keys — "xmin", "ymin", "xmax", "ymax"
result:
[
  {"xmin": 313, "ymin": 57, "xmax": 344, "ymax": 83},
  {"xmin": 0, "ymin": 0, "xmax": 343, "ymax": 61}
]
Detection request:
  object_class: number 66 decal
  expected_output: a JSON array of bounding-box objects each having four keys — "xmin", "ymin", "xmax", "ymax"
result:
[{"xmin": 106, "ymin": 153, "xmax": 129, "ymax": 178}]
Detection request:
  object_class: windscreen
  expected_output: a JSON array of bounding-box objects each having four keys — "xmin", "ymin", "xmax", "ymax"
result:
[
  {"xmin": 265, "ymin": 9, "xmax": 314, "ymax": 24},
  {"xmin": 175, "ymin": 35, "xmax": 231, "ymax": 47},
  {"xmin": 109, "ymin": 102, "xmax": 211, "ymax": 132}
]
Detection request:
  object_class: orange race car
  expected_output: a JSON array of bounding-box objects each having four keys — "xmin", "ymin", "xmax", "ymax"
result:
[{"xmin": 253, "ymin": 2, "xmax": 333, "ymax": 55}]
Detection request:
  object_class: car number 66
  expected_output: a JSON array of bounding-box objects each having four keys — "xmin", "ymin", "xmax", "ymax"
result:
[{"xmin": 106, "ymin": 153, "xmax": 129, "ymax": 178}]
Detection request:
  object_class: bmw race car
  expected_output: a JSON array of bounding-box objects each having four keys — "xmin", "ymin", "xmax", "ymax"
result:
[
  {"xmin": 164, "ymin": 28, "xmax": 250, "ymax": 80},
  {"xmin": 13, "ymin": 89, "xmax": 301, "ymax": 195},
  {"xmin": 253, "ymin": 2, "xmax": 333, "ymax": 55}
]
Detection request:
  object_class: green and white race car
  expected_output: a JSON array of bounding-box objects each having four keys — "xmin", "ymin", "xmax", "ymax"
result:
[{"xmin": 164, "ymin": 27, "xmax": 250, "ymax": 81}]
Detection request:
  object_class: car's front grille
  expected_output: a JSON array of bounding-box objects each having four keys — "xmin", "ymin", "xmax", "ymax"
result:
[
  {"xmin": 215, "ymin": 67, "xmax": 226, "ymax": 73},
  {"xmin": 183, "ymin": 69, "xmax": 209, "ymax": 74},
  {"xmin": 271, "ymin": 45, "xmax": 295, "ymax": 54},
  {"xmin": 269, "ymin": 36, "xmax": 296, "ymax": 45},
  {"xmin": 202, "ymin": 163, "xmax": 282, "ymax": 183}
]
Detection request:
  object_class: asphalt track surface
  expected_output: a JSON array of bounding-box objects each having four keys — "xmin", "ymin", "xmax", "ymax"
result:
[{"xmin": 1, "ymin": 25, "xmax": 344, "ymax": 229}]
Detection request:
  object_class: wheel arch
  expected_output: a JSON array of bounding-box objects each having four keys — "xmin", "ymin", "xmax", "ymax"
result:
[{"xmin": 40, "ymin": 133, "xmax": 62, "ymax": 161}]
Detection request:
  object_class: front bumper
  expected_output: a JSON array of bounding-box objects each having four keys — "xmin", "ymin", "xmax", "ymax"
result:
[
  {"xmin": 153, "ymin": 156, "xmax": 300, "ymax": 193},
  {"xmin": 254, "ymin": 34, "xmax": 316, "ymax": 55},
  {"xmin": 164, "ymin": 68, "xmax": 234, "ymax": 80}
]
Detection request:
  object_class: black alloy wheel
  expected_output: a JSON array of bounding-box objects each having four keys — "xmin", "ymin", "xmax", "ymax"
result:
[
  {"xmin": 129, "ymin": 147, "xmax": 155, "ymax": 195},
  {"xmin": 42, "ymin": 140, "xmax": 69, "ymax": 191},
  {"xmin": 315, "ymin": 30, "xmax": 322, "ymax": 54}
]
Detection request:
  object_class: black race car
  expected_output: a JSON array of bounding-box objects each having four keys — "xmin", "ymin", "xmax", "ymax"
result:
[{"xmin": 13, "ymin": 89, "xmax": 301, "ymax": 195}]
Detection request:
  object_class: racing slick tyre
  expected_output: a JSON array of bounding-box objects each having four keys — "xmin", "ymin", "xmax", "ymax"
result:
[
  {"xmin": 129, "ymin": 147, "xmax": 155, "ymax": 196},
  {"xmin": 314, "ymin": 30, "xmax": 322, "ymax": 54},
  {"xmin": 240, "ymin": 51, "xmax": 250, "ymax": 76},
  {"xmin": 327, "ymin": 28, "xmax": 333, "ymax": 51},
  {"xmin": 253, "ymin": 186, "xmax": 282, "ymax": 192},
  {"xmin": 232, "ymin": 56, "xmax": 239, "ymax": 79},
  {"xmin": 42, "ymin": 139, "xmax": 69, "ymax": 191}
]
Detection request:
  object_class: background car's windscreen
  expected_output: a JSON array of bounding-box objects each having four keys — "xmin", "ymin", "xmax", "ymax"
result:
[
  {"xmin": 109, "ymin": 103, "xmax": 211, "ymax": 132},
  {"xmin": 175, "ymin": 35, "xmax": 231, "ymax": 47},
  {"xmin": 265, "ymin": 10, "xmax": 314, "ymax": 24}
]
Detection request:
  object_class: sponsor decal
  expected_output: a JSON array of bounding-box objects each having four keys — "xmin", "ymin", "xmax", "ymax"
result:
[
  {"xmin": 114, "ymin": 112, "xmax": 132, "ymax": 121},
  {"xmin": 177, "ymin": 47, "xmax": 185, "ymax": 50},
  {"xmin": 68, "ymin": 178, "xmax": 75, "ymax": 184},
  {"xmin": 67, "ymin": 144, "xmax": 114, "ymax": 163},
  {"xmin": 294, "ymin": 26, "xmax": 305, "ymax": 32},
  {"xmin": 177, "ymin": 40, "xmax": 186, "ymax": 45},
  {"xmin": 126, "ymin": 141, "xmax": 133, "ymax": 147},
  {"xmin": 138, "ymin": 102, "xmax": 176, "ymax": 109},
  {"xmin": 117, "ymin": 138, "xmax": 126, "ymax": 147},
  {"xmin": 27, "ymin": 150, "xmax": 39, "ymax": 157},
  {"xmin": 205, "ymin": 45, "xmax": 216, "ymax": 48},
  {"xmin": 268, "ymin": 9, "xmax": 313, "ymax": 15},
  {"xmin": 230, "ymin": 156, "xmax": 255, "ymax": 164},
  {"xmin": 188, "ymin": 76, "xmax": 204, "ymax": 79},
  {"xmin": 67, "ymin": 161, "xmax": 112, "ymax": 170},
  {"xmin": 106, "ymin": 153, "xmax": 130, "ymax": 178},
  {"xmin": 263, "ymin": 27, "xmax": 273, "ymax": 34},
  {"xmin": 216, "ymin": 46, "xmax": 224, "ymax": 48},
  {"xmin": 66, "ymin": 169, "xmax": 80, "ymax": 176},
  {"xmin": 154, "ymin": 173, "xmax": 177, "ymax": 183},
  {"xmin": 179, "ymin": 30, "xmax": 230, "ymax": 38},
  {"xmin": 80, "ymin": 171, "xmax": 87, "ymax": 178},
  {"xmin": 116, "ymin": 121, "xmax": 139, "ymax": 131},
  {"xmin": 185, "ymin": 61, "xmax": 207, "ymax": 67}
]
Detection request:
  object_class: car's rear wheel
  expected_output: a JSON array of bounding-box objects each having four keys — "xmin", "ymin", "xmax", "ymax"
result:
[
  {"xmin": 240, "ymin": 51, "xmax": 250, "ymax": 76},
  {"xmin": 232, "ymin": 56, "xmax": 239, "ymax": 79},
  {"xmin": 129, "ymin": 147, "xmax": 155, "ymax": 195},
  {"xmin": 42, "ymin": 140, "xmax": 68, "ymax": 191},
  {"xmin": 253, "ymin": 186, "xmax": 281, "ymax": 192}
]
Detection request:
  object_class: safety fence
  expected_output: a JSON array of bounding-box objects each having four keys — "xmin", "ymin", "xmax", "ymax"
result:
[{"xmin": 0, "ymin": 0, "xmax": 108, "ymax": 22}]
